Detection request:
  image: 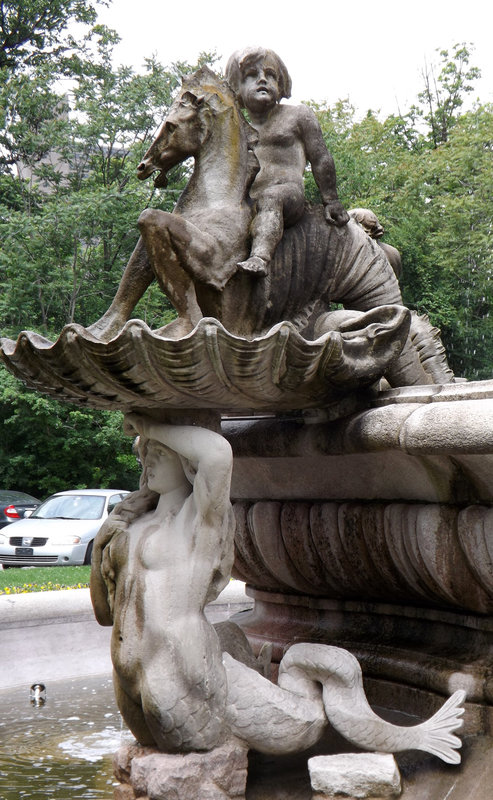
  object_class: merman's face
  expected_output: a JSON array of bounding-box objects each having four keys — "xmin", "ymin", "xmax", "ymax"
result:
[
  {"xmin": 239, "ymin": 58, "xmax": 280, "ymax": 114},
  {"xmin": 144, "ymin": 441, "xmax": 185, "ymax": 494}
]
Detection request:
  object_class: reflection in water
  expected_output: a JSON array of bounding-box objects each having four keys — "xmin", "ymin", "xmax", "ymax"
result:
[{"xmin": 0, "ymin": 674, "xmax": 132, "ymax": 800}]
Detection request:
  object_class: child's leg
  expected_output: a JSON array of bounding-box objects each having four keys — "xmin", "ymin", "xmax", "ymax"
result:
[
  {"xmin": 239, "ymin": 189, "xmax": 283, "ymax": 275},
  {"xmin": 239, "ymin": 184, "xmax": 304, "ymax": 275}
]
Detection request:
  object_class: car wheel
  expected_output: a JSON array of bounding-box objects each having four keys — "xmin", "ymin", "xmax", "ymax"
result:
[{"xmin": 84, "ymin": 540, "xmax": 94, "ymax": 565}]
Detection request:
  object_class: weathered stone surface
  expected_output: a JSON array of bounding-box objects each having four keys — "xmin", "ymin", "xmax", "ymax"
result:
[
  {"xmin": 114, "ymin": 739, "xmax": 249, "ymax": 800},
  {"xmin": 223, "ymin": 382, "xmax": 493, "ymax": 753},
  {"xmin": 114, "ymin": 742, "xmax": 157, "ymax": 784},
  {"xmin": 89, "ymin": 415, "xmax": 466, "ymax": 764},
  {"xmin": 0, "ymin": 309, "xmax": 412, "ymax": 415},
  {"xmin": 113, "ymin": 785, "xmax": 140, "ymax": 800},
  {"xmin": 224, "ymin": 385, "xmax": 493, "ymax": 504},
  {"xmin": 231, "ymin": 499, "xmax": 493, "ymax": 613},
  {"xmin": 91, "ymin": 418, "xmax": 235, "ymax": 753},
  {"xmin": 233, "ymin": 587, "xmax": 493, "ymax": 737},
  {"xmin": 86, "ymin": 66, "xmax": 408, "ymax": 353},
  {"xmin": 223, "ymin": 642, "xmax": 464, "ymax": 763},
  {"xmin": 308, "ymin": 753, "xmax": 401, "ymax": 798}
]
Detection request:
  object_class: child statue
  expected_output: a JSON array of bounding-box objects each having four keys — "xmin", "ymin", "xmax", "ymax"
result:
[{"xmin": 225, "ymin": 47, "xmax": 349, "ymax": 276}]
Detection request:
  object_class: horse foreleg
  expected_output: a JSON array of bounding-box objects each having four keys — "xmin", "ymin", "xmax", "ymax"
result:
[
  {"xmin": 138, "ymin": 209, "xmax": 219, "ymax": 330},
  {"xmin": 87, "ymin": 237, "xmax": 154, "ymax": 341},
  {"xmin": 139, "ymin": 208, "xmax": 237, "ymax": 288}
]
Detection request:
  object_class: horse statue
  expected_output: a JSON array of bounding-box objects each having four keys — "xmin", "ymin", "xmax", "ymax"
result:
[{"xmin": 88, "ymin": 65, "xmax": 453, "ymax": 387}]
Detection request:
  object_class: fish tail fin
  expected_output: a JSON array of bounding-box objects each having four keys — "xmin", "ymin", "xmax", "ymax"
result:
[{"xmin": 418, "ymin": 690, "xmax": 466, "ymax": 764}]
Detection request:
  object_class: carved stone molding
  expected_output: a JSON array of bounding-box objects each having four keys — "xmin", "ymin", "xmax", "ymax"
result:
[
  {"xmin": 0, "ymin": 308, "xmax": 409, "ymax": 415},
  {"xmin": 233, "ymin": 500, "xmax": 493, "ymax": 614}
]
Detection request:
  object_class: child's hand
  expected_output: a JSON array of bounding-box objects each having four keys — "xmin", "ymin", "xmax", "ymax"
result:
[{"xmin": 324, "ymin": 200, "xmax": 349, "ymax": 227}]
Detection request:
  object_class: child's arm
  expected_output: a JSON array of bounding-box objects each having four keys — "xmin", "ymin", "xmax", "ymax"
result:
[{"xmin": 299, "ymin": 105, "xmax": 349, "ymax": 226}]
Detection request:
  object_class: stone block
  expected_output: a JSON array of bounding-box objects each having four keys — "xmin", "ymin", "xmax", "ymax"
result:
[
  {"xmin": 114, "ymin": 739, "xmax": 248, "ymax": 800},
  {"xmin": 113, "ymin": 785, "xmax": 139, "ymax": 800},
  {"xmin": 114, "ymin": 743, "xmax": 158, "ymax": 784},
  {"xmin": 308, "ymin": 753, "xmax": 401, "ymax": 799}
]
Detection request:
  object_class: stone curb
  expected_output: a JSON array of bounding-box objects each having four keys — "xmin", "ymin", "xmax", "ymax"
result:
[{"xmin": 0, "ymin": 581, "xmax": 251, "ymax": 689}]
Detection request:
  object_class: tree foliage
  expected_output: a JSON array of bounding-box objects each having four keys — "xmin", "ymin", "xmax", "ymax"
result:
[
  {"xmin": 0, "ymin": 2, "xmax": 214, "ymax": 493},
  {"xmin": 0, "ymin": 365, "xmax": 140, "ymax": 496},
  {"xmin": 416, "ymin": 43, "xmax": 481, "ymax": 147},
  {"xmin": 0, "ymin": 0, "xmax": 101, "ymax": 71}
]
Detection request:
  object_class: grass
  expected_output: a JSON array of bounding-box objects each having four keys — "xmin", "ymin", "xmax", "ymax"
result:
[{"xmin": 0, "ymin": 564, "xmax": 91, "ymax": 594}]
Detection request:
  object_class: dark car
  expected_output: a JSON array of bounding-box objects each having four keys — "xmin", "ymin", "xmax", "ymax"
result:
[{"xmin": 0, "ymin": 490, "xmax": 41, "ymax": 529}]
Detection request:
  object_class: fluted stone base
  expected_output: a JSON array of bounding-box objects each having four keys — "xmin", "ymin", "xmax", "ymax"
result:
[{"xmin": 223, "ymin": 387, "xmax": 493, "ymax": 741}]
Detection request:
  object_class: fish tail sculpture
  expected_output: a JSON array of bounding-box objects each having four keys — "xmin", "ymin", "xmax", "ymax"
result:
[
  {"xmin": 406, "ymin": 690, "xmax": 467, "ymax": 764},
  {"xmin": 224, "ymin": 642, "xmax": 466, "ymax": 763}
]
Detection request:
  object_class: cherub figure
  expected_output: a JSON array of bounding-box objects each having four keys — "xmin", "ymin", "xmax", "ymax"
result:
[
  {"xmin": 348, "ymin": 208, "xmax": 402, "ymax": 280},
  {"xmin": 226, "ymin": 47, "xmax": 349, "ymax": 276}
]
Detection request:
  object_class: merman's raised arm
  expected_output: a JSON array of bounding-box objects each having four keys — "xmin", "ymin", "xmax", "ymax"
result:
[{"xmin": 125, "ymin": 413, "xmax": 233, "ymax": 525}]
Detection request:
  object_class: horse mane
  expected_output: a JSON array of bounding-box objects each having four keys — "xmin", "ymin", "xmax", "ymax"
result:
[
  {"xmin": 181, "ymin": 65, "xmax": 237, "ymax": 109},
  {"xmin": 181, "ymin": 65, "xmax": 259, "ymax": 186}
]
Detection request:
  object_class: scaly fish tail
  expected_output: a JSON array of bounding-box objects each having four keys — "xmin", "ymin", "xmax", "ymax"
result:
[{"xmin": 415, "ymin": 689, "xmax": 466, "ymax": 764}]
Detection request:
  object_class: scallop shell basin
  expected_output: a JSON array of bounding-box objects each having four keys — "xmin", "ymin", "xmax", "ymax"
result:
[{"xmin": 0, "ymin": 317, "xmax": 398, "ymax": 414}]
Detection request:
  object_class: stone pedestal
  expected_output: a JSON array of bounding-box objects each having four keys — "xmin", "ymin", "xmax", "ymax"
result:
[
  {"xmin": 113, "ymin": 739, "xmax": 249, "ymax": 800},
  {"xmin": 223, "ymin": 383, "xmax": 493, "ymax": 735},
  {"xmin": 308, "ymin": 753, "xmax": 401, "ymax": 799}
]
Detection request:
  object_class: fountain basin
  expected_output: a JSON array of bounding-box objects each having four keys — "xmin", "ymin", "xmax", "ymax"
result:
[{"xmin": 0, "ymin": 581, "xmax": 252, "ymax": 690}]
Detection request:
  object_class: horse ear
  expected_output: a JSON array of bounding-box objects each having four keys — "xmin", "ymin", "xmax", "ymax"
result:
[{"xmin": 181, "ymin": 91, "xmax": 206, "ymax": 108}]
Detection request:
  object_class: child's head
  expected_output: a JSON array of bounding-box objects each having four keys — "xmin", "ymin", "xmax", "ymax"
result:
[{"xmin": 225, "ymin": 47, "xmax": 292, "ymax": 107}]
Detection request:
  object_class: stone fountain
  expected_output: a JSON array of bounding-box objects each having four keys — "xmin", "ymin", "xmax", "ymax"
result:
[{"xmin": 2, "ymin": 55, "xmax": 492, "ymax": 799}]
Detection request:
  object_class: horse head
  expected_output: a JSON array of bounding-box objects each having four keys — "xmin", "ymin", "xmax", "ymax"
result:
[
  {"xmin": 137, "ymin": 66, "xmax": 258, "ymax": 192},
  {"xmin": 137, "ymin": 87, "xmax": 207, "ymax": 188}
]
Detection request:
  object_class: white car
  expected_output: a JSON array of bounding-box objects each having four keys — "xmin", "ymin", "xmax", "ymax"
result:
[{"xmin": 0, "ymin": 489, "xmax": 130, "ymax": 567}]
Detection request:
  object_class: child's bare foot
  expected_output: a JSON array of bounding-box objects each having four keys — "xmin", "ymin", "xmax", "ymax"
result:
[{"xmin": 237, "ymin": 255, "xmax": 268, "ymax": 276}]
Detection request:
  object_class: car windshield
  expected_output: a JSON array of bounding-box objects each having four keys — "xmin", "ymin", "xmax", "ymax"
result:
[
  {"xmin": 0, "ymin": 491, "xmax": 38, "ymax": 503},
  {"xmin": 31, "ymin": 495, "xmax": 106, "ymax": 521}
]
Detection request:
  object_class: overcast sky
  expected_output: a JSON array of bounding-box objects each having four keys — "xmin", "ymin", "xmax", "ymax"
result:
[{"xmin": 97, "ymin": 0, "xmax": 493, "ymax": 117}]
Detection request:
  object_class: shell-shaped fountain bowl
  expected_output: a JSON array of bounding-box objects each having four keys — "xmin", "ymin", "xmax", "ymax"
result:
[{"xmin": 0, "ymin": 308, "xmax": 409, "ymax": 414}]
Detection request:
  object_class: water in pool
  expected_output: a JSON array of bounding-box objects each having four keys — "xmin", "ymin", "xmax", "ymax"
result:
[{"xmin": 0, "ymin": 674, "xmax": 132, "ymax": 800}]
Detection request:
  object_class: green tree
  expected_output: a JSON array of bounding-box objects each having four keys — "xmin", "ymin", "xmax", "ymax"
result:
[
  {"xmin": 0, "ymin": 364, "xmax": 140, "ymax": 496},
  {"xmin": 0, "ymin": 0, "xmax": 101, "ymax": 71},
  {"xmin": 412, "ymin": 106, "xmax": 493, "ymax": 378},
  {"xmin": 416, "ymin": 43, "xmax": 481, "ymax": 147}
]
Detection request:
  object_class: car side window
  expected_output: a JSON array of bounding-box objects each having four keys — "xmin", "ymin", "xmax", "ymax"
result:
[{"xmin": 107, "ymin": 494, "xmax": 122, "ymax": 514}]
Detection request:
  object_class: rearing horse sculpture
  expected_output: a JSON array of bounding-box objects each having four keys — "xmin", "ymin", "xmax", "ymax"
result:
[{"xmin": 88, "ymin": 66, "xmax": 452, "ymax": 386}]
